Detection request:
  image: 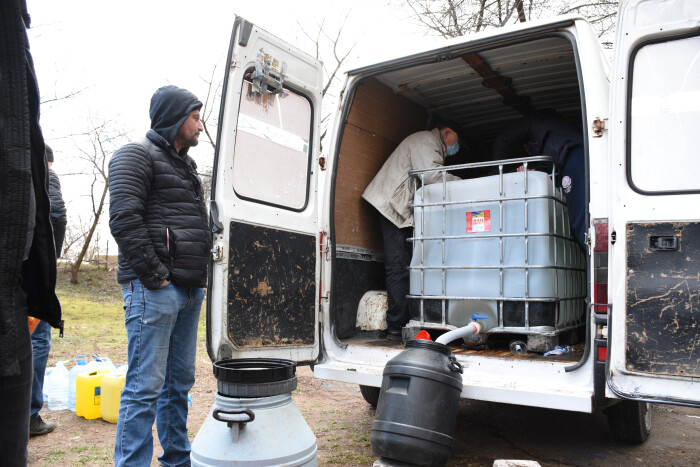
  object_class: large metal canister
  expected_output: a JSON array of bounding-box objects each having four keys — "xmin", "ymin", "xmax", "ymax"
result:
[
  {"xmin": 371, "ymin": 340, "xmax": 463, "ymax": 466},
  {"xmin": 191, "ymin": 358, "xmax": 317, "ymax": 466}
]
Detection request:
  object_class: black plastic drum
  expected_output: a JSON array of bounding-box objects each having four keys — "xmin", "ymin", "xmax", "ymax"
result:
[{"xmin": 371, "ymin": 340, "xmax": 463, "ymax": 466}]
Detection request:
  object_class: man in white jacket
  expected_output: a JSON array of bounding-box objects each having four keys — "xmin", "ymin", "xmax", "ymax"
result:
[{"xmin": 362, "ymin": 126, "xmax": 461, "ymax": 339}]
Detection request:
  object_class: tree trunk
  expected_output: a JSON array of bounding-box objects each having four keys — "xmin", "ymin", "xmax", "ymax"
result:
[
  {"xmin": 68, "ymin": 183, "xmax": 108, "ymax": 284},
  {"xmin": 515, "ymin": 0, "xmax": 527, "ymax": 23}
]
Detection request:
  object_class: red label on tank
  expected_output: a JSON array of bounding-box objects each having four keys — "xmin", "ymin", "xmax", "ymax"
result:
[{"xmin": 466, "ymin": 210, "xmax": 491, "ymax": 233}]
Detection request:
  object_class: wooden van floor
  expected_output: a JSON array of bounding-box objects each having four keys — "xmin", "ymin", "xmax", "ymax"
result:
[{"xmin": 340, "ymin": 332, "xmax": 585, "ymax": 363}]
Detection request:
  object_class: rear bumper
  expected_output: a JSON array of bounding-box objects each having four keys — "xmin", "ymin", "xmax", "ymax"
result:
[{"xmin": 313, "ymin": 360, "xmax": 594, "ymax": 413}]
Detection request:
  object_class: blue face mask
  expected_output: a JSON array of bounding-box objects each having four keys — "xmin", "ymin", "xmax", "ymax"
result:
[{"xmin": 446, "ymin": 141, "xmax": 460, "ymax": 157}]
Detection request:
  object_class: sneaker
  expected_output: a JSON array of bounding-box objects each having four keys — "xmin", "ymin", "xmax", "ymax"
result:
[{"xmin": 29, "ymin": 414, "xmax": 55, "ymax": 437}]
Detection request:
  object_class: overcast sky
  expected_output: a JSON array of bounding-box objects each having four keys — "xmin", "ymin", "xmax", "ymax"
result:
[{"xmin": 25, "ymin": 0, "xmax": 436, "ymax": 254}]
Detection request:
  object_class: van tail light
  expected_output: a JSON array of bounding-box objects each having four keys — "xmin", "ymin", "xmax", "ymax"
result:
[
  {"xmin": 593, "ymin": 219, "xmax": 609, "ymax": 313},
  {"xmin": 597, "ymin": 344, "xmax": 608, "ymax": 362}
]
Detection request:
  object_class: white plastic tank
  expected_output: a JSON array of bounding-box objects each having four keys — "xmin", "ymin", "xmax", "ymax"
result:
[
  {"xmin": 47, "ymin": 361, "xmax": 69, "ymax": 411},
  {"xmin": 191, "ymin": 359, "xmax": 317, "ymax": 467},
  {"xmin": 410, "ymin": 171, "xmax": 584, "ymax": 330},
  {"xmin": 68, "ymin": 355, "xmax": 89, "ymax": 412}
]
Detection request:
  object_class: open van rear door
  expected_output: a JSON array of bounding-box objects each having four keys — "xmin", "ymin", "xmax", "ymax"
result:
[
  {"xmin": 608, "ymin": 0, "xmax": 700, "ymax": 405},
  {"xmin": 207, "ymin": 17, "xmax": 323, "ymax": 363}
]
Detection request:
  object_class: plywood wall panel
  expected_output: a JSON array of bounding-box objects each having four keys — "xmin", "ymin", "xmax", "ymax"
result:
[{"xmin": 334, "ymin": 78, "xmax": 427, "ymax": 250}]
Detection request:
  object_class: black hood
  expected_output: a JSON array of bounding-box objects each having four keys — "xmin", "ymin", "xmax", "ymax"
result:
[{"xmin": 149, "ymin": 85, "xmax": 202, "ymax": 148}]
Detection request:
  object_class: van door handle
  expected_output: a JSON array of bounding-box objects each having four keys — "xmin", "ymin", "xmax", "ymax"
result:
[
  {"xmin": 209, "ymin": 200, "xmax": 224, "ymax": 234},
  {"xmin": 649, "ymin": 235, "xmax": 679, "ymax": 251}
]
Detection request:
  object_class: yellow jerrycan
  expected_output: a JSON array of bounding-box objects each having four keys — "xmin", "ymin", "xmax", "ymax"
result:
[
  {"xmin": 101, "ymin": 367, "xmax": 127, "ymax": 424},
  {"xmin": 75, "ymin": 370, "xmax": 111, "ymax": 420}
]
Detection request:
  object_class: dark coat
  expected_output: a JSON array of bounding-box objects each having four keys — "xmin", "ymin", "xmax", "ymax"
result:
[
  {"xmin": 0, "ymin": 0, "xmax": 62, "ymax": 376},
  {"xmin": 108, "ymin": 130, "xmax": 210, "ymax": 290},
  {"xmin": 492, "ymin": 111, "xmax": 583, "ymax": 168},
  {"xmin": 48, "ymin": 168, "xmax": 67, "ymax": 256}
]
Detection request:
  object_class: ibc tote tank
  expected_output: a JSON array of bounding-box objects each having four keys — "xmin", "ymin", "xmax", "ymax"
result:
[{"xmin": 410, "ymin": 171, "xmax": 584, "ymax": 330}]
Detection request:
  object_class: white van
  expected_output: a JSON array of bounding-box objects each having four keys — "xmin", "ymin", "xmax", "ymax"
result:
[{"xmin": 208, "ymin": 0, "xmax": 700, "ymax": 444}]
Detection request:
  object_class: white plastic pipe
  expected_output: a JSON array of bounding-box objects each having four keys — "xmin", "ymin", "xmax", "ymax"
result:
[{"xmin": 435, "ymin": 321, "xmax": 482, "ymax": 345}]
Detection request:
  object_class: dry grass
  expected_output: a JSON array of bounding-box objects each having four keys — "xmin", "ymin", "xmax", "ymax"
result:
[{"xmin": 49, "ymin": 265, "xmax": 207, "ymax": 368}]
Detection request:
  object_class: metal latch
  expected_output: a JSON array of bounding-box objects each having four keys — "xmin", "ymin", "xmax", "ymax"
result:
[
  {"xmin": 592, "ymin": 117, "xmax": 606, "ymax": 138},
  {"xmin": 324, "ymin": 239, "xmax": 331, "ymax": 261},
  {"xmin": 211, "ymin": 244, "xmax": 224, "ymax": 261},
  {"xmin": 649, "ymin": 235, "xmax": 679, "ymax": 251}
]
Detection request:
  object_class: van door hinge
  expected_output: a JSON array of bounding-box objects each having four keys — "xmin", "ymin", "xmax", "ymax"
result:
[
  {"xmin": 592, "ymin": 117, "xmax": 607, "ymax": 138},
  {"xmin": 211, "ymin": 244, "xmax": 224, "ymax": 262}
]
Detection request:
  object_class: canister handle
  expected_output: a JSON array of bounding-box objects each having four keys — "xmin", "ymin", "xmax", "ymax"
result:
[
  {"xmin": 213, "ymin": 408, "xmax": 256, "ymax": 427},
  {"xmin": 448, "ymin": 355, "xmax": 463, "ymax": 374}
]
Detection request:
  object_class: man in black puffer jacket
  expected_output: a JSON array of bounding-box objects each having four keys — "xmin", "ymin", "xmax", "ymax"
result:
[{"xmin": 108, "ymin": 85, "xmax": 210, "ymax": 467}]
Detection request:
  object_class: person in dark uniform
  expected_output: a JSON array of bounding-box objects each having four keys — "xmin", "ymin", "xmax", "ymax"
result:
[
  {"xmin": 492, "ymin": 110, "xmax": 586, "ymax": 251},
  {"xmin": 29, "ymin": 145, "xmax": 67, "ymax": 436}
]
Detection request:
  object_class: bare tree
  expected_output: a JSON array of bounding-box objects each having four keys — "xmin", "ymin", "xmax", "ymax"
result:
[
  {"xmin": 398, "ymin": 0, "xmax": 537, "ymax": 37},
  {"xmin": 298, "ymin": 16, "xmax": 356, "ymax": 99},
  {"xmin": 64, "ymin": 118, "xmax": 127, "ymax": 283},
  {"xmin": 40, "ymin": 87, "xmax": 87, "ymax": 106},
  {"xmin": 198, "ymin": 67, "xmax": 221, "ymax": 203},
  {"xmin": 395, "ymin": 0, "xmax": 619, "ymax": 41},
  {"xmin": 198, "ymin": 165, "xmax": 213, "ymax": 206},
  {"xmin": 297, "ymin": 15, "xmax": 357, "ymax": 149},
  {"xmin": 200, "ymin": 63, "xmax": 222, "ymax": 151},
  {"xmin": 559, "ymin": 1, "xmax": 618, "ymax": 46},
  {"xmin": 60, "ymin": 221, "xmax": 88, "ymax": 264}
]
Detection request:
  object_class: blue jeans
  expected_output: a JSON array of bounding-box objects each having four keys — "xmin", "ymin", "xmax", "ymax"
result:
[
  {"xmin": 115, "ymin": 280, "xmax": 203, "ymax": 467},
  {"xmin": 30, "ymin": 320, "xmax": 52, "ymax": 418}
]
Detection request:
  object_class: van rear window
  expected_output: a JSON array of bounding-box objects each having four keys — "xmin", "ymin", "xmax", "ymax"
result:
[
  {"xmin": 628, "ymin": 34, "xmax": 700, "ymax": 193},
  {"xmin": 232, "ymin": 80, "xmax": 313, "ymax": 210}
]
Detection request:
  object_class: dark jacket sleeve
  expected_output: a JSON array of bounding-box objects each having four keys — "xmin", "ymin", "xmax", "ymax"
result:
[
  {"xmin": 492, "ymin": 119, "xmax": 533, "ymax": 161},
  {"xmin": 48, "ymin": 168, "xmax": 67, "ymax": 256},
  {"xmin": 108, "ymin": 143, "xmax": 170, "ymax": 289}
]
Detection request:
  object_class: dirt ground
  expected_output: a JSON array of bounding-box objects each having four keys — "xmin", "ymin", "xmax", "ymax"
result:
[{"xmin": 28, "ymin": 343, "xmax": 700, "ymax": 467}]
